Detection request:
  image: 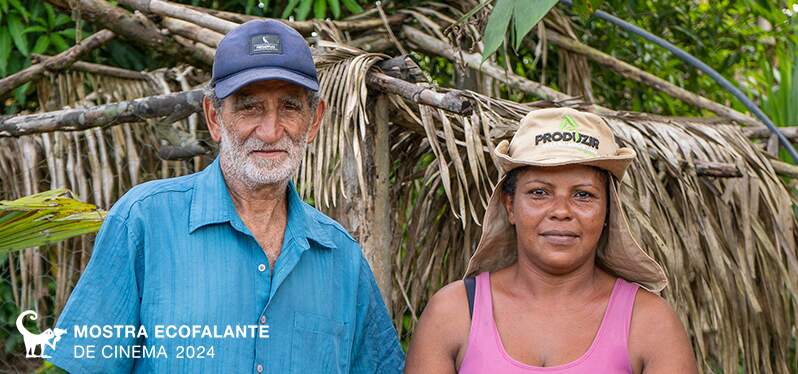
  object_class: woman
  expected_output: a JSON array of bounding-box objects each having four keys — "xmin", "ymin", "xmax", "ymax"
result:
[{"xmin": 405, "ymin": 108, "xmax": 697, "ymax": 373}]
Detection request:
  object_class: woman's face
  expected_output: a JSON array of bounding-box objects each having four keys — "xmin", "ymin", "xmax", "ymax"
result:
[{"xmin": 502, "ymin": 165, "xmax": 608, "ymax": 275}]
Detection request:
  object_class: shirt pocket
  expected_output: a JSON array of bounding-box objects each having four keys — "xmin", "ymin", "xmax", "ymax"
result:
[{"xmin": 290, "ymin": 311, "xmax": 350, "ymax": 374}]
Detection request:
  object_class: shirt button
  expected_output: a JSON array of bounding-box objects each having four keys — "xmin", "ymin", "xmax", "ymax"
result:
[
  {"xmin": 257, "ymin": 264, "xmax": 266, "ymax": 272},
  {"xmin": 256, "ymin": 364, "xmax": 263, "ymax": 373},
  {"xmin": 260, "ymin": 315, "xmax": 267, "ymax": 324}
]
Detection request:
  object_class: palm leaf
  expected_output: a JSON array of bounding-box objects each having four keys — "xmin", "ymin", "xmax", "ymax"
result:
[{"xmin": 0, "ymin": 189, "xmax": 106, "ymax": 253}]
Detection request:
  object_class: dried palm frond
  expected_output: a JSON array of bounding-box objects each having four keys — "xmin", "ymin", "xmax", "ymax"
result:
[{"xmin": 303, "ymin": 41, "xmax": 389, "ymax": 207}]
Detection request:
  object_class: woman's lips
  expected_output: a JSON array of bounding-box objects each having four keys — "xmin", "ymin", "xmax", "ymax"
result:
[{"xmin": 539, "ymin": 230, "xmax": 579, "ymax": 245}]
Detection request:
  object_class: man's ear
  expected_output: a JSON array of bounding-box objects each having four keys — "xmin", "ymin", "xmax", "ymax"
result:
[
  {"xmin": 306, "ymin": 98, "xmax": 326, "ymax": 144},
  {"xmin": 502, "ymin": 192, "xmax": 515, "ymax": 225},
  {"xmin": 203, "ymin": 96, "xmax": 223, "ymax": 143}
]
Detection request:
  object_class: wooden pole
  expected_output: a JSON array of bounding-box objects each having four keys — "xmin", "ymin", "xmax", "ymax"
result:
[{"xmin": 365, "ymin": 94, "xmax": 394, "ymax": 307}]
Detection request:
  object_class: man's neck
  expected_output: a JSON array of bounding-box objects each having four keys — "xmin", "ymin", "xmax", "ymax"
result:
[
  {"xmin": 225, "ymin": 177, "xmax": 289, "ymax": 219},
  {"xmin": 221, "ymin": 168, "xmax": 290, "ymax": 268}
]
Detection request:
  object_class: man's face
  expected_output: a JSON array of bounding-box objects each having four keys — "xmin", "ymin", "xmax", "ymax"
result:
[{"xmin": 204, "ymin": 80, "xmax": 324, "ymax": 188}]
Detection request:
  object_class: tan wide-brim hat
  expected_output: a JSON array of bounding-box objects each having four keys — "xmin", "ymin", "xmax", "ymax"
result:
[{"xmin": 465, "ymin": 107, "xmax": 668, "ymax": 292}]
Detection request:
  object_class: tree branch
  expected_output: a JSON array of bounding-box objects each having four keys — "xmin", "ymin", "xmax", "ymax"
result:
[
  {"xmin": 544, "ymin": 30, "xmax": 762, "ymax": 127},
  {"xmin": 0, "ymin": 30, "xmax": 115, "ymax": 97},
  {"xmin": 0, "ymin": 68, "xmax": 474, "ymax": 137},
  {"xmin": 162, "ymin": 16, "xmax": 224, "ymax": 48},
  {"xmin": 32, "ymin": 54, "xmax": 149, "ymax": 80},
  {"xmin": 402, "ymin": 25, "xmax": 572, "ymax": 102},
  {"xmin": 181, "ymin": 3, "xmax": 408, "ymax": 36},
  {"xmin": 120, "ymin": 0, "xmax": 237, "ymax": 34},
  {"xmin": 0, "ymin": 90, "xmax": 204, "ymax": 137},
  {"xmin": 45, "ymin": 0, "xmax": 210, "ymax": 68},
  {"xmin": 744, "ymin": 126, "xmax": 798, "ymax": 142},
  {"xmin": 366, "ymin": 72, "xmax": 471, "ymax": 115}
]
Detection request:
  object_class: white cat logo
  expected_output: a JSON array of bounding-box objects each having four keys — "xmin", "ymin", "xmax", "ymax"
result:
[{"xmin": 16, "ymin": 310, "xmax": 67, "ymax": 358}]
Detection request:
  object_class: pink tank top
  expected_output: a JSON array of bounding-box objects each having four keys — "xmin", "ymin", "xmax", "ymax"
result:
[{"xmin": 458, "ymin": 272, "xmax": 638, "ymax": 373}]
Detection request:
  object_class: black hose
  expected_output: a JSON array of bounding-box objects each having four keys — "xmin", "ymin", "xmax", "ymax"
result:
[{"xmin": 558, "ymin": 0, "xmax": 798, "ymax": 163}]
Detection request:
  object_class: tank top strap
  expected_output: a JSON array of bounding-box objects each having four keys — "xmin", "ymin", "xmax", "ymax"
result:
[
  {"xmin": 595, "ymin": 278, "xmax": 640, "ymax": 350},
  {"xmin": 468, "ymin": 272, "xmax": 495, "ymax": 336}
]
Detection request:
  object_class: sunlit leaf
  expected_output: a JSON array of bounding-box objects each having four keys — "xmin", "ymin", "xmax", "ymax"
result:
[
  {"xmin": 8, "ymin": 13, "xmax": 29, "ymax": 56},
  {"xmin": 49, "ymin": 32, "xmax": 68, "ymax": 51},
  {"xmin": 328, "ymin": 0, "xmax": 340, "ymax": 19},
  {"xmin": 0, "ymin": 31, "xmax": 10, "ymax": 75},
  {"xmin": 54, "ymin": 13, "xmax": 71, "ymax": 27},
  {"xmin": 31, "ymin": 34, "xmax": 49, "ymax": 54},
  {"xmin": 281, "ymin": 0, "xmax": 301, "ymax": 18},
  {"xmin": 314, "ymin": 0, "xmax": 326, "ymax": 20},
  {"xmin": 8, "ymin": 0, "xmax": 26, "ymax": 21},
  {"xmin": 481, "ymin": 0, "xmax": 513, "ymax": 61},
  {"xmin": 512, "ymin": 0, "xmax": 557, "ymax": 50},
  {"xmin": 341, "ymin": 0, "xmax": 363, "ymax": 14},
  {"xmin": 296, "ymin": 0, "xmax": 313, "ymax": 21},
  {"xmin": 0, "ymin": 189, "xmax": 106, "ymax": 253}
]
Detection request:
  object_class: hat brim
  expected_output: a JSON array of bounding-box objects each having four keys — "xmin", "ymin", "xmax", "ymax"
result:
[
  {"xmin": 214, "ymin": 66, "xmax": 320, "ymax": 99},
  {"xmin": 464, "ymin": 174, "xmax": 668, "ymax": 293}
]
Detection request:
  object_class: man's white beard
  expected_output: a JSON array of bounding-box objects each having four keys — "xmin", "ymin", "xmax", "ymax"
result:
[{"xmin": 218, "ymin": 121, "xmax": 308, "ymax": 188}]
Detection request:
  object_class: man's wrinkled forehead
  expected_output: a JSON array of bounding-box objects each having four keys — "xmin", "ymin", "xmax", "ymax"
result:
[{"xmin": 227, "ymin": 80, "xmax": 308, "ymax": 102}]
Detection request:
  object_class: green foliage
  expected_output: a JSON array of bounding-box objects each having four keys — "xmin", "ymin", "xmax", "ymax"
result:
[
  {"xmin": 180, "ymin": 0, "xmax": 367, "ymax": 20},
  {"xmin": 0, "ymin": 1, "xmax": 77, "ymax": 112},
  {"xmin": 480, "ymin": 0, "xmax": 558, "ymax": 60},
  {"xmin": 578, "ymin": 0, "xmax": 798, "ymax": 117},
  {"xmin": 0, "ymin": 189, "xmax": 106, "ymax": 254}
]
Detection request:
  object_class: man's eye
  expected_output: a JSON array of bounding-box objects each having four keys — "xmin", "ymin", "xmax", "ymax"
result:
[
  {"xmin": 237, "ymin": 102, "xmax": 259, "ymax": 112},
  {"xmin": 283, "ymin": 102, "xmax": 301, "ymax": 111}
]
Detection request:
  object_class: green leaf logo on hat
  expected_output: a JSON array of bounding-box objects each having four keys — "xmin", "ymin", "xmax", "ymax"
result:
[{"xmin": 559, "ymin": 115, "xmax": 579, "ymax": 131}]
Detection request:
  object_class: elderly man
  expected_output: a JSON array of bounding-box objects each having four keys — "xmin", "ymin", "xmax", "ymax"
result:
[{"xmin": 49, "ymin": 19, "xmax": 403, "ymax": 373}]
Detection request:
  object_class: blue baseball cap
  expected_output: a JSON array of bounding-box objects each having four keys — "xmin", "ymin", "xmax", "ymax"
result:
[{"xmin": 212, "ymin": 19, "xmax": 319, "ymax": 99}]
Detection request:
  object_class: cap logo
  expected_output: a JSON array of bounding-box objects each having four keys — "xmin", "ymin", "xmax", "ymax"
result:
[
  {"xmin": 250, "ymin": 34, "xmax": 282, "ymax": 55},
  {"xmin": 559, "ymin": 115, "xmax": 579, "ymax": 131},
  {"xmin": 534, "ymin": 114, "xmax": 600, "ymax": 154}
]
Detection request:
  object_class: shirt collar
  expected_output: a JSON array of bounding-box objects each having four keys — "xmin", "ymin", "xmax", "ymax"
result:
[{"xmin": 189, "ymin": 156, "xmax": 336, "ymax": 249}]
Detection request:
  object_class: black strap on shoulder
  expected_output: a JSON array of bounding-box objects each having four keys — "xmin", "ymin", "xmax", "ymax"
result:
[{"xmin": 464, "ymin": 276, "xmax": 476, "ymax": 319}]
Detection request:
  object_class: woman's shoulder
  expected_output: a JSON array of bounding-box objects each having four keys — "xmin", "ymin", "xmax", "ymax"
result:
[
  {"xmin": 423, "ymin": 277, "xmax": 471, "ymax": 322},
  {"xmin": 405, "ymin": 277, "xmax": 473, "ymax": 371},
  {"xmin": 630, "ymin": 287, "xmax": 681, "ymax": 326},
  {"xmin": 628, "ymin": 286, "xmax": 698, "ymax": 372}
]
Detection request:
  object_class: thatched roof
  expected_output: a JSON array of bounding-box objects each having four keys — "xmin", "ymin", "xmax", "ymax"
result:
[{"xmin": 0, "ymin": 1, "xmax": 796, "ymax": 373}]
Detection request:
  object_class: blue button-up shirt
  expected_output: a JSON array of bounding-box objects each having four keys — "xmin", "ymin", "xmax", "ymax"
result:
[{"xmin": 49, "ymin": 157, "xmax": 404, "ymax": 373}]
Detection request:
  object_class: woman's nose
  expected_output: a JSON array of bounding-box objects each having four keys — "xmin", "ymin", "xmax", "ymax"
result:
[{"xmin": 547, "ymin": 195, "xmax": 573, "ymax": 220}]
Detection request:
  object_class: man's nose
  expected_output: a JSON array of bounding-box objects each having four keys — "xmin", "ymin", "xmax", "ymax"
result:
[{"xmin": 254, "ymin": 110, "xmax": 284, "ymax": 143}]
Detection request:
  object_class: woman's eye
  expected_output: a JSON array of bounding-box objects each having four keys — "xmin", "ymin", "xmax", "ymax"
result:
[
  {"xmin": 527, "ymin": 188, "xmax": 547, "ymax": 197},
  {"xmin": 574, "ymin": 191, "xmax": 594, "ymax": 199}
]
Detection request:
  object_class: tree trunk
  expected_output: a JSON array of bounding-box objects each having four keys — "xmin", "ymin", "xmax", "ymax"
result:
[{"xmin": 333, "ymin": 95, "xmax": 394, "ymax": 309}]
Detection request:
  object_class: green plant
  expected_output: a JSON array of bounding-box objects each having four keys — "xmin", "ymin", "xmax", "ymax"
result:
[
  {"xmin": 180, "ymin": 0, "xmax": 367, "ymax": 20},
  {"xmin": 761, "ymin": 44, "xmax": 798, "ymax": 164},
  {"xmin": 0, "ymin": 189, "xmax": 106, "ymax": 253},
  {"xmin": 0, "ymin": 1, "xmax": 76, "ymax": 111}
]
